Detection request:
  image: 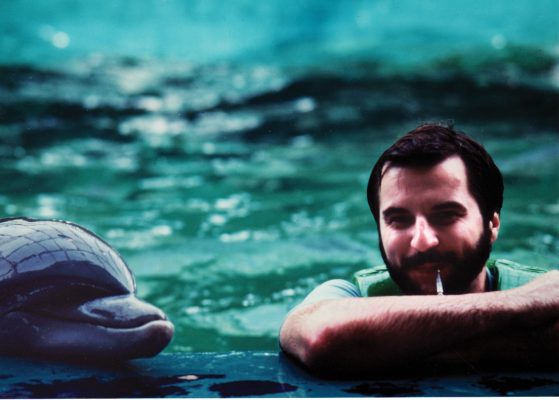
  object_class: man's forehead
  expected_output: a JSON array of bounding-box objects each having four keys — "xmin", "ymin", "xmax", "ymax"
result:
[
  {"xmin": 379, "ymin": 155, "xmax": 470, "ymax": 201},
  {"xmin": 380, "ymin": 155, "xmax": 467, "ymax": 181}
]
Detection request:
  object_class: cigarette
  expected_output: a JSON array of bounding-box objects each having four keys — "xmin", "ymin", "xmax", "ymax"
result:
[{"xmin": 436, "ymin": 269, "xmax": 444, "ymax": 295}]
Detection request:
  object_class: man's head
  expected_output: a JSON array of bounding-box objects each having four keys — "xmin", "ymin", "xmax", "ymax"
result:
[{"xmin": 367, "ymin": 124, "xmax": 503, "ymax": 294}]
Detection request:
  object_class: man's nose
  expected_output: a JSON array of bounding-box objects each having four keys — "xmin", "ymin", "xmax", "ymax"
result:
[{"xmin": 410, "ymin": 218, "xmax": 439, "ymax": 252}]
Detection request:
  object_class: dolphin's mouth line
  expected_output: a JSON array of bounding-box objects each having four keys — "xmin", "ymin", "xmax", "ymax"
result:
[
  {"xmin": 12, "ymin": 308, "xmax": 167, "ymax": 331},
  {"xmin": 3, "ymin": 310, "xmax": 174, "ymax": 360},
  {"xmin": 1, "ymin": 282, "xmax": 174, "ymax": 360},
  {"xmin": 1, "ymin": 280, "xmax": 113, "ymax": 316},
  {"xmin": 2, "ymin": 280, "xmax": 167, "ymax": 330}
]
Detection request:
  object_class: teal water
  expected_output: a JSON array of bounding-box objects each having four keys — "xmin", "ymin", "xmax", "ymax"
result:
[{"xmin": 0, "ymin": 0, "xmax": 558, "ymax": 353}]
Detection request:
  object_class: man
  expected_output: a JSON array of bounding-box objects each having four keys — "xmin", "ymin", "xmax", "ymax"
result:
[{"xmin": 279, "ymin": 124, "xmax": 558, "ymax": 375}]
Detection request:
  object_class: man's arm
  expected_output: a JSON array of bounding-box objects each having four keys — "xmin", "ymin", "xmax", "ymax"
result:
[
  {"xmin": 428, "ymin": 319, "xmax": 558, "ymax": 368},
  {"xmin": 279, "ymin": 270, "xmax": 559, "ymax": 375}
]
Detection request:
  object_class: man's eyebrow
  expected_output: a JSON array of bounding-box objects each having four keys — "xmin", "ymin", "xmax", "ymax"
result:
[
  {"xmin": 431, "ymin": 201, "xmax": 468, "ymax": 212},
  {"xmin": 382, "ymin": 207, "xmax": 409, "ymax": 218}
]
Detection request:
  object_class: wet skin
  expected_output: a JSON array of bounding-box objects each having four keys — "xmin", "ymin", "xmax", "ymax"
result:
[{"xmin": 378, "ymin": 156, "xmax": 500, "ymax": 295}]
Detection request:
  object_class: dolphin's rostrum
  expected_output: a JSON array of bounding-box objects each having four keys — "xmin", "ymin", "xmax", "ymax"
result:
[{"xmin": 0, "ymin": 217, "xmax": 174, "ymax": 361}]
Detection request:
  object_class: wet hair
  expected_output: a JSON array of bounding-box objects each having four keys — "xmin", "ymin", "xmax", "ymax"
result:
[{"xmin": 367, "ymin": 123, "xmax": 503, "ymax": 224}]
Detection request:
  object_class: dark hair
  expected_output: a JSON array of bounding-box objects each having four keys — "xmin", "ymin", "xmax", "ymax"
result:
[{"xmin": 367, "ymin": 123, "xmax": 503, "ymax": 224}]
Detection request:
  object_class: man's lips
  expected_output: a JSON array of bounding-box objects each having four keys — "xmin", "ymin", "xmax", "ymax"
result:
[
  {"xmin": 405, "ymin": 262, "xmax": 443, "ymax": 271},
  {"xmin": 400, "ymin": 250, "xmax": 457, "ymax": 271},
  {"xmin": 407, "ymin": 267, "xmax": 437, "ymax": 278},
  {"xmin": 404, "ymin": 262, "xmax": 451, "ymax": 280}
]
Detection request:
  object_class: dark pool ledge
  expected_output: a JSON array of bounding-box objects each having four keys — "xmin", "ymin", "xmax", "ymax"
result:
[{"xmin": 1, "ymin": 352, "xmax": 558, "ymax": 398}]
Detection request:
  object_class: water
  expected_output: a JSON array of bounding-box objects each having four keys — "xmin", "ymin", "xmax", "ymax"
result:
[{"xmin": 0, "ymin": 0, "xmax": 558, "ymax": 353}]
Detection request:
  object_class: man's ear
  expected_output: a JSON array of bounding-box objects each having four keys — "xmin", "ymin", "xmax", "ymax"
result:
[{"xmin": 489, "ymin": 212, "xmax": 500, "ymax": 243}]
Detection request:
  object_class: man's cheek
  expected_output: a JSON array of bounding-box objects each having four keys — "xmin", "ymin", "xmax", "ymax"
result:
[{"xmin": 384, "ymin": 236, "xmax": 404, "ymax": 260}]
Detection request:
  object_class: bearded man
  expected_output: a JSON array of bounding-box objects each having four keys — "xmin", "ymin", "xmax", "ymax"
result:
[{"xmin": 279, "ymin": 124, "xmax": 558, "ymax": 375}]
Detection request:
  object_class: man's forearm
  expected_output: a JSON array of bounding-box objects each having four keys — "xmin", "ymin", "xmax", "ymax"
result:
[
  {"xmin": 427, "ymin": 319, "xmax": 558, "ymax": 369},
  {"xmin": 282, "ymin": 292, "xmax": 517, "ymax": 372},
  {"xmin": 280, "ymin": 274, "xmax": 559, "ymax": 374}
]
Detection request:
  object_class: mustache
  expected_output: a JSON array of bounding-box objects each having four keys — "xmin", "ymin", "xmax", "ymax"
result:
[{"xmin": 401, "ymin": 250, "xmax": 458, "ymax": 270}]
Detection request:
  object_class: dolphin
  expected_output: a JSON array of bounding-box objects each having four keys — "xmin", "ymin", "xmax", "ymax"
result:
[{"xmin": 0, "ymin": 217, "xmax": 174, "ymax": 361}]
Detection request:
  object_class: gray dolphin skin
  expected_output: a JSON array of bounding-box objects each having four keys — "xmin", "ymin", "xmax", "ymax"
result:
[{"xmin": 0, "ymin": 217, "xmax": 174, "ymax": 361}]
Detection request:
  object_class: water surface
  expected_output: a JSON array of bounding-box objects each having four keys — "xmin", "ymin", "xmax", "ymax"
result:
[{"xmin": 1, "ymin": 0, "xmax": 558, "ymax": 352}]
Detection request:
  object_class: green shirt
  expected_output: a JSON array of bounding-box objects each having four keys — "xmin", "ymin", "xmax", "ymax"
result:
[
  {"xmin": 353, "ymin": 259, "xmax": 547, "ymax": 297},
  {"xmin": 291, "ymin": 259, "xmax": 550, "ymax": 311}
]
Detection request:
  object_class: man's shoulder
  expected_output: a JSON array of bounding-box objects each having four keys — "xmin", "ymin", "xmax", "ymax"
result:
[
  {"xmin": 298, "ymin": 279, "xmax": 361, "ymax": 306},
  {"xmin": 489, "ymin": 259, "xmax": 549, "ymax": 290}
]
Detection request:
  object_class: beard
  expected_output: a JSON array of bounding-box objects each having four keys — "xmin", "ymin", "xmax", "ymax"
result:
[{"xmin": 379, "ymin": 225, "xmax": 492, "ymax": 295}]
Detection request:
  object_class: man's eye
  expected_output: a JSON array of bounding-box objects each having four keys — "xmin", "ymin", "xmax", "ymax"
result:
[
  {"xmin": 387, "ymin": 215, "xmax": 414, "ymax": 228},
  {"xmin": 430, "ymin": 212, "xmax": 459, "ymax": 225}
]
